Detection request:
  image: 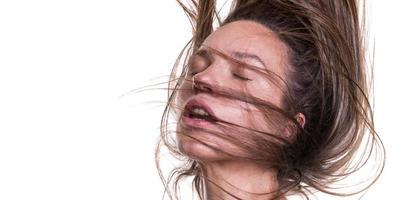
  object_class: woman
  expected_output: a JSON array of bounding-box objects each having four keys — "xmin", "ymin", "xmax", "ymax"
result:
[{"xmin": 156, "ymin": 0, "xmax": 385, "ymax": 199}]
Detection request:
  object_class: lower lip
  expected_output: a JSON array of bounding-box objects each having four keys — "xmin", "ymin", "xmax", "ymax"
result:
[{"xmin": 181, "ymin": 115, "xmax": 216, "ymax": 128}]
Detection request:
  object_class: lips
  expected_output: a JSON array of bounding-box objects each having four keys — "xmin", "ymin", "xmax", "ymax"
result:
[{"xmin": 181, "ymin": 97, "xmax": 218, "ymax": 128}]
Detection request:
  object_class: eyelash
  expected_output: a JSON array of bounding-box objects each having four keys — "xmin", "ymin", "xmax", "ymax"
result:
[
  {"xmin": 188, "ymin": 57, "xmax": 252, "ymax": 81},
  {"xmin": 232, "ymin": 73, "xmax": 252, "ymax": 81},
  {"xmin": 190, "ymin": 71, "xmax": 251, "ymax": 81}
]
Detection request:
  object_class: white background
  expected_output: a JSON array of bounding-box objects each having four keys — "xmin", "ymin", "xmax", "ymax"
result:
[{"xmin": 0, "ymin": 1, "xmax": 391, "ymax": 199}]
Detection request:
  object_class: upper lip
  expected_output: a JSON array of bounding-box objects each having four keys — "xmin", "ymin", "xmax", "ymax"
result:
[{"xmin": 183, "ymin": 97, "xmax": 218, "ymax": 121}]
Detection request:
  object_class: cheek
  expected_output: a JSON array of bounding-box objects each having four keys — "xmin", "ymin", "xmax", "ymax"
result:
[
  {"xmin": 246, "ymin": 108, "xmax": 279, "ymax": 135},
  {"xmin": 222, "ymin": 96, "xmax": 285, "ymax": 138},
  {"xmin": 241, "ymin": 81, "xmax": 287, "ymax": 132},
  {"xmin": 250, "ymin": 80, "xmax": 284, "ymax": 108},
  {"xmin": 177, "ymin": 77, "xmax": 193, "ymax": 100},
  {"xmin": 173, "ymin": 78, "xmax": 193, "ymax": 118},
  {"xmin": 231, "ymin": 104, "xmax": 274, "ymax": 133}
]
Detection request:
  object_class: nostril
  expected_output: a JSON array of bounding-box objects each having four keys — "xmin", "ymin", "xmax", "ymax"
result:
[{"xmin": 192, "ymin": 79, "xmax": 213, "ymax": 93}]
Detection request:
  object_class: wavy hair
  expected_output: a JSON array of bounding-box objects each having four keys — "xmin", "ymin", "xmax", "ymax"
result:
[{"xmin": 155, "ymin": 0, "xmax": 385, "ymax": 199}]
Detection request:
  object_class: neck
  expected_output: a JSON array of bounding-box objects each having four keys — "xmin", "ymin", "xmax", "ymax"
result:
[{"xmin": 200, "ymin": 160, "xmax": 282, "ymax": 200}]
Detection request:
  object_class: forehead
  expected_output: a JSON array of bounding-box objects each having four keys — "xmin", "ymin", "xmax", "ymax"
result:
[{"xmin": 201, "ymin": 20, "xmax": 289, "ymax": 74}]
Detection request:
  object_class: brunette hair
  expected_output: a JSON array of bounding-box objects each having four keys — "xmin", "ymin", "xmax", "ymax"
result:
[{"xmin": 155, "ymin": 0, "xmax": 385, "ymax": 199}]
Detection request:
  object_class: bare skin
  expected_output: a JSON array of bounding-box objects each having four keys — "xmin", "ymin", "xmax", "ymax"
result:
[
  {"xmin": 176, "ymin": 20, "xmax": 305, "ymax": 200},
  {"xmin": 201, "ymin": 161, "xmax": 281, "ymax": 200}
]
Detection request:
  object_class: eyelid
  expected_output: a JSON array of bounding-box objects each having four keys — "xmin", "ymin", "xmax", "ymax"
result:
[
  {"xmin": 189, "ymin": 49, "xmax": 254, "ymax": 82},
  {"xmin": 232, "ymin": 73, "xmax": 252, "ymax": 81},
  {"xmin": 233, "ymin": 63, "xmax": 253, "ymax": 81}
]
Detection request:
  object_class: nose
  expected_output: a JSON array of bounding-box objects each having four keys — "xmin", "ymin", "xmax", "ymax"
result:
[
  {"xmin": 192, "ymin": 62, "xmax": 226, "ymax": 94},
  {"xmin": 192, "ymin": 76, "xmax": 213, "ymax": 93}
]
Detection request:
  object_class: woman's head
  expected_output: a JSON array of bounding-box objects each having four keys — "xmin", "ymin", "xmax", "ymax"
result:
[
  {"xmin": 157, "ymin": 0, "xmax": 384, "ymax": 199},
  {"xmin": 176, "ymin": 20, "xmax": 303, "ymax": 162}
]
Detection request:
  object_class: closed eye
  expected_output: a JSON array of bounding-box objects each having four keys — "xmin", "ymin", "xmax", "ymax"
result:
[{"xmin": 232, "ymin": 73, "xmax": 252, "ymax": 81}]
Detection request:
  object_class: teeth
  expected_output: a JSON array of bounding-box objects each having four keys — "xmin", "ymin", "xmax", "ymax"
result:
[{"xmin": 192, "ymin": 108, "xmax": 209, "ymax": 116}]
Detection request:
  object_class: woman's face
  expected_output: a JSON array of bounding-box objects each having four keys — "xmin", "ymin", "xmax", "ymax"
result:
[{"xmin": 176, "ymin": 20, "xmax": 291, "ymax": 162}]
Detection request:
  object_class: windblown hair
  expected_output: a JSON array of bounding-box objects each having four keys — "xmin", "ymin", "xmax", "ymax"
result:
[{"xmin": 155, "ymin": 0, "xmax": 385, "ymax": 199}]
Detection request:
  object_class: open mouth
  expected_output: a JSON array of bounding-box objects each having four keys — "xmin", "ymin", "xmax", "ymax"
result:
[
  {"xmin": 184, "ymin": 107, "xmax": 216, "ymax": 122},
  {"xmin": 182, "ymin": 98, "xmax": 218, "ymax": 125}
]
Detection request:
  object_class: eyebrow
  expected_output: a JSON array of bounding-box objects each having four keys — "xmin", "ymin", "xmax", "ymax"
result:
[
  {"xmin": 231, "ymin": 51, "xmax": 267, "ymax": 68},
  {"xmin": 192, "ymin": 48, "xmax": 267, "ymax": 69}
]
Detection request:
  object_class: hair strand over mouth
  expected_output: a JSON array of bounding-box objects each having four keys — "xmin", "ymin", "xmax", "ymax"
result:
[{"xmin": 153, "ymin": 0, "xmax": 386, "ymax": 199}]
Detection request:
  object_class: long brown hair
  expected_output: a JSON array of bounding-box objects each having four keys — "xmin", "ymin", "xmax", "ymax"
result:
[{"xmin": 155, "ymin": 0, "xmax": 385, "ymax": 199}]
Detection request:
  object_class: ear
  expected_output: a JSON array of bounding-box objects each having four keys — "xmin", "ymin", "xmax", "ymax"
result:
[
  {"xmin": 295, "ymin": 112, "xmax": 306, "ymax": 128},
  {"xmin": 283, "ymin": 112, "xmax": 306, "ymax": 139}
]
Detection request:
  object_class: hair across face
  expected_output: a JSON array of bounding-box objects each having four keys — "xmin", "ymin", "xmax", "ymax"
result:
[
  {"xmin": 176, "ymin": 20, "xmax": 298, "ymax": 162},
  {"xmin": 156, "ymin": 0, "xmax": 385, "ymax": 199}
]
